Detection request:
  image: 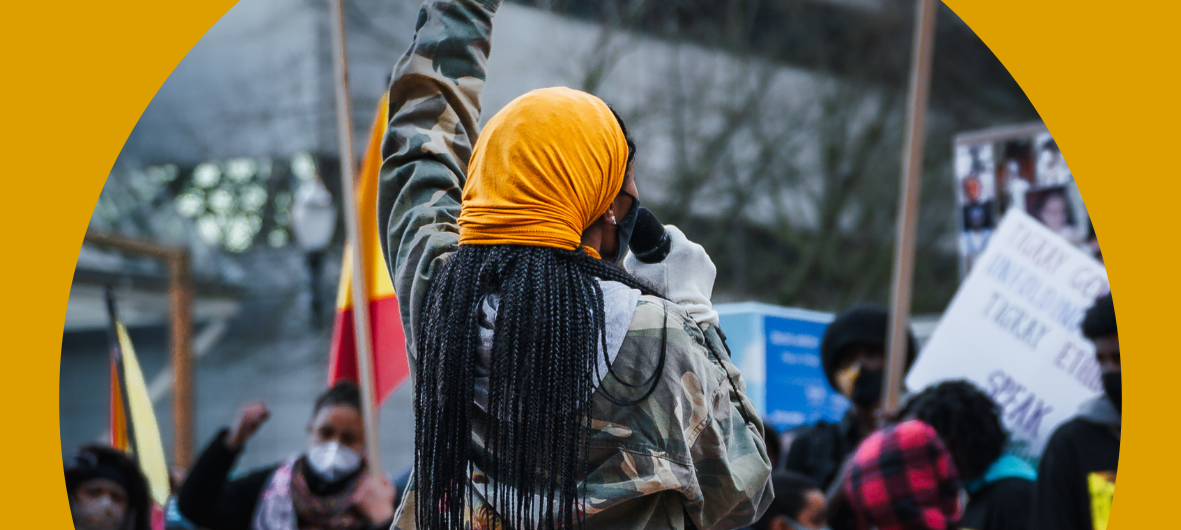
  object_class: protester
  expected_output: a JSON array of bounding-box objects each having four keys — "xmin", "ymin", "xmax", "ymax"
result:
[
  {"xmin": 751, "ymin": 472, "xmax": 828, "ymax": 530},
  {"xmin": 377, "ymin": 0, "xmax": 772, "ymax": 528},
  {"xmin": 176, "ymin": 381, "xmax": 396, "ymax": 530},
  {"xmin": 784, "ymin": 304, "xmax": 917, "ymax": 489},
  {"xmin": 844, "ymin": 420, "xmax": 962, "ymax": 530},
  {"xmin": 1031, "ymin": 293, "xmax": 1120, "ymax": 530},
  {"xmin": 904, "ymin": 381, "xmax": 1035, "ymax": 530},
  {"xmin": 65, "ymin": 445, "xmax": 153, "ymax": 530}
]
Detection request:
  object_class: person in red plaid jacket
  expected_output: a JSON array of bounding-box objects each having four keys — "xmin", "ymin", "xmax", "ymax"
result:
[{"xmin": 843, "ymin": 420, "xmax": 962, "ymax": 530}]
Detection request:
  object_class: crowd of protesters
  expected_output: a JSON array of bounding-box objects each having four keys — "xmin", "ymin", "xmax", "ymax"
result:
[
  {"xmin": 67, "ymin": 294, "xmax": 1117, "ymax": 530},
  {"xmin": 768, "ymin": 294, "xmax": 1119, "ymax": 530},
  {"xmin": 65, "ymin": 0, "xmax": 1119, "ymax": 529}
]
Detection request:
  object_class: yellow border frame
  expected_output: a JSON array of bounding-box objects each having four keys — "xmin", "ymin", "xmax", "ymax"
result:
[{"xmin": 3, "ymin": 1, "xmax": 1156, "ymax": 527}]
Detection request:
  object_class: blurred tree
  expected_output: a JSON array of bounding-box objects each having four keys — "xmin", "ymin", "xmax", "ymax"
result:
[
  {"xmin": 535, "ymin": 0, "xmax": 1034, "ymax": 312},
  {"xmin": 109, "ymin": 0, "xmax": 1037, "ymax": 314}
]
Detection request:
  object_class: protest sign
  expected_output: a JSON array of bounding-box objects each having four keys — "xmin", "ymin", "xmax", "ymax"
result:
[
  {"xmin": 906, "ymin": 208, "xmax": 1109, "ymax": 458},
  {"xmin": 952, "ymin": 124, "xmax": 1100, "ymax": 277},
  {"xmin": 717, "ymin": 303, "xmax": 848, "ymax": 433}
]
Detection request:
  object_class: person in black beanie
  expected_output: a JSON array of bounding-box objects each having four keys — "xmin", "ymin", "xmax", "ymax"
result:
[
  {"xmin": 1032, "ymin": 293, "xmax": 1120, "ymax": 530},
  {"xmin": 783, "ymin": 304, "xmax": 916, "ymax": 530},
  {"xmin": 784, "ymin": 303, "xmax": 917, "ymax": 490},
  {"xmin": 65, "ymin": 445, "xmax": 153, "ymax": 530}
]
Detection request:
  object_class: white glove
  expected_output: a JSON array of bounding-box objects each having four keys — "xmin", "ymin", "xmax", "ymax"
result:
[{"xmin": 623, "ymin": 225, "xmax": 719, "ymax": 327}]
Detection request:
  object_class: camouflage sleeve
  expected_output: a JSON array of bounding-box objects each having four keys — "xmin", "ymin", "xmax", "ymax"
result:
[
  {"xmin": 701, "ymin": 324, "xmax": 763, "ymax": 431},
  {"xmin": 687, "ymin": 323, "xmax": 774, "ymax": 529},
  {"xmin": 591, "ymin": 300, "xmax": 772, "ymax": 529},
  {"xmin": 378, "ymin": 0, "xmax": 502, "ymax": 380}
]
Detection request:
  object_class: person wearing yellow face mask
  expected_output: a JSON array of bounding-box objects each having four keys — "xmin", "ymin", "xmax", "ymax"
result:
[
  {"xmin": 783, "ymin": 304, "xmax": 917, "ymax": 530},
  {"xmin": 378, "ymin": 1, "xmax": 772, "ymax": 529},
  {"xmin": 784, "ymin": 304, "xmax": 917, "ymax": 492}
]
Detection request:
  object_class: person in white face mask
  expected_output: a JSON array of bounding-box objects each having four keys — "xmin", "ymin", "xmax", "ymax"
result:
[
  {"xmin": 176, "ymin": 381, "xmax": 395, "ymax": 530},
  {"xmin": 64, "ymin": 445, "xmax": 152, "ymax": 530}
]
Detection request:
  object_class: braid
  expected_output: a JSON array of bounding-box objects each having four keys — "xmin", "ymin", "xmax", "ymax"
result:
[{"xmin": 415, "ymin": 245, "xmax": 661, "ymax": 530}]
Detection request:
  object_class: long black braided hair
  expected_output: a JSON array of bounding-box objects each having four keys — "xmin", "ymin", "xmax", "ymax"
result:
[
  {"xmin": 414, "ymin": 112, "xmax": 660, "ymax": 530},
  {"xmin": 415, "ymin": 246, "xmax": 659, "ymax": 530}
]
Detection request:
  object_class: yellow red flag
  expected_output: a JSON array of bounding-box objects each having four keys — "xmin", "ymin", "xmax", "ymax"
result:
[
  {"xmin": 107, "ymin": 291, "xmax": 171, "ymax": 506},
  {"xmin": 328, "ymin": 92, "xmax": 409, "ymax": 405}
]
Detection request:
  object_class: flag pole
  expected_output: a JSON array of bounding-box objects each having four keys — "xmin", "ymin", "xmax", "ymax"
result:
[
  {"xmin": 168, "ymin": 250, "xmax": 194, "ymax": 468},
  {"xmin": 328, "ymin": 0, "xmax": 382, "ymax": 473},
  {"xmin": 106, "ymin": 287, "xmax": 138, "ymax": 455},
  {"xmin": 86, "ymin": 233, "xmax": 195, "ymax": 466},
  {"xmin": 883, "ymin": 0, "xmax": 939, "ymax": 415}
]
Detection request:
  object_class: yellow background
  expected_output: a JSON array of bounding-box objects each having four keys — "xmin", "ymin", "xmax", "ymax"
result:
[{"xmin": 1, "ymin": 0, "xmax": 1159, "ymax": 527}]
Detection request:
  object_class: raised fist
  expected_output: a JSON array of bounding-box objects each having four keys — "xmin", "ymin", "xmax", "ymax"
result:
[{"xmin": 225, "ymin": 401, "xmax": 270, "ymax": 451}]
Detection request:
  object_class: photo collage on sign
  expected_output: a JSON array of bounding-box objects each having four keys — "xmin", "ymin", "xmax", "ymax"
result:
[
  {"xmin": 955, "ymin": 143, "xmax": 997, "ymax": 273},
  {"xmin": 955, "ymin": 128, "xmax": 1101, "ymax": 276}
]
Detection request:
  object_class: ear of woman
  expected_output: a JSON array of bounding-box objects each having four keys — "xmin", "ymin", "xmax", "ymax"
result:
[{"xmin": 582, "ymin": 176, "xmax": 639, "ymax": 261}]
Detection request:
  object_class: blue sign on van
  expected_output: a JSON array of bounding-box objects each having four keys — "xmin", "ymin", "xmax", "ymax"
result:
[{"xmin": 717, "ymin": 303, "xmax": 849, "ymax": 433}]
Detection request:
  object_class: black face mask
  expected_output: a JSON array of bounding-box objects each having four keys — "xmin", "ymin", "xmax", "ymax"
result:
[
  {"xmin": 612, "ymin": 197, "xmax": 640, "ymax": 264},
  {"xmin": 851, "ymin": 368, "xmax": 883, "ymax": 408},
  {"xmin": 1102, "ymin": 371, "xmax": 1122, "ymax": 413}
]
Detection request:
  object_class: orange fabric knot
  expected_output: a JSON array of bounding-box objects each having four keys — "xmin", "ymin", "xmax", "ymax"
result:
[{"xmin": 458, "ymin": 86, "xmax": 629, "ymax": 260}]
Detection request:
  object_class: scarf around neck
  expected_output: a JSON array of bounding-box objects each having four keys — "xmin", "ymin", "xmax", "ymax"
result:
[{"xmin": 252, "ymin": 457, "xmax": 368, "ymax": 530}]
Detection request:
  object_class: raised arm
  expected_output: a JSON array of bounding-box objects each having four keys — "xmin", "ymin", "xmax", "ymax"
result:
[
  {"xmin": 378, "ymin": 0, "xmax": 501, "ymax": 377},
  {"xmin": 176, "ymin": 430, "xmax": 272, "ymax": 530}
]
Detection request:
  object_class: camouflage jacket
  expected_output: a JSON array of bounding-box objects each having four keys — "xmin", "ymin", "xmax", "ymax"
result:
[{"xmin": 377, "ymin": 1, "xmax": 773, "ymax": 528}]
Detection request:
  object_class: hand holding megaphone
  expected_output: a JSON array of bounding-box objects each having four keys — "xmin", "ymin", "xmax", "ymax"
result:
[
  {"xmin": 624, "ymin": 208, "xmax": 719, "ymax": 327},
  {"xmin": 628, "ymin": 207, "xmax": 672, "ymax": 264}
]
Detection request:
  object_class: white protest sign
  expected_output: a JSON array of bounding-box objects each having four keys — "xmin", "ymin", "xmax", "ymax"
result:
[{"xmin": 906, "ymin": 208, "xmax": 1109, "ymax": 458}]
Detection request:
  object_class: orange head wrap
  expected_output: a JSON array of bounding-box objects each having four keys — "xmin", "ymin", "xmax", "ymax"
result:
[{"xmin": 458, "ymin": 87, "xmax": 629, "ymax": 259}]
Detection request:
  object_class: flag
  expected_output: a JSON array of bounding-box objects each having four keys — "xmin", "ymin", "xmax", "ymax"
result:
[
  {"xmin": 328, "ymin": 92, "xmax": 410, "ymax": 406},
  {"xmin": 107, "ymin": 289, "xmax": 171, "ymax": 506}
]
